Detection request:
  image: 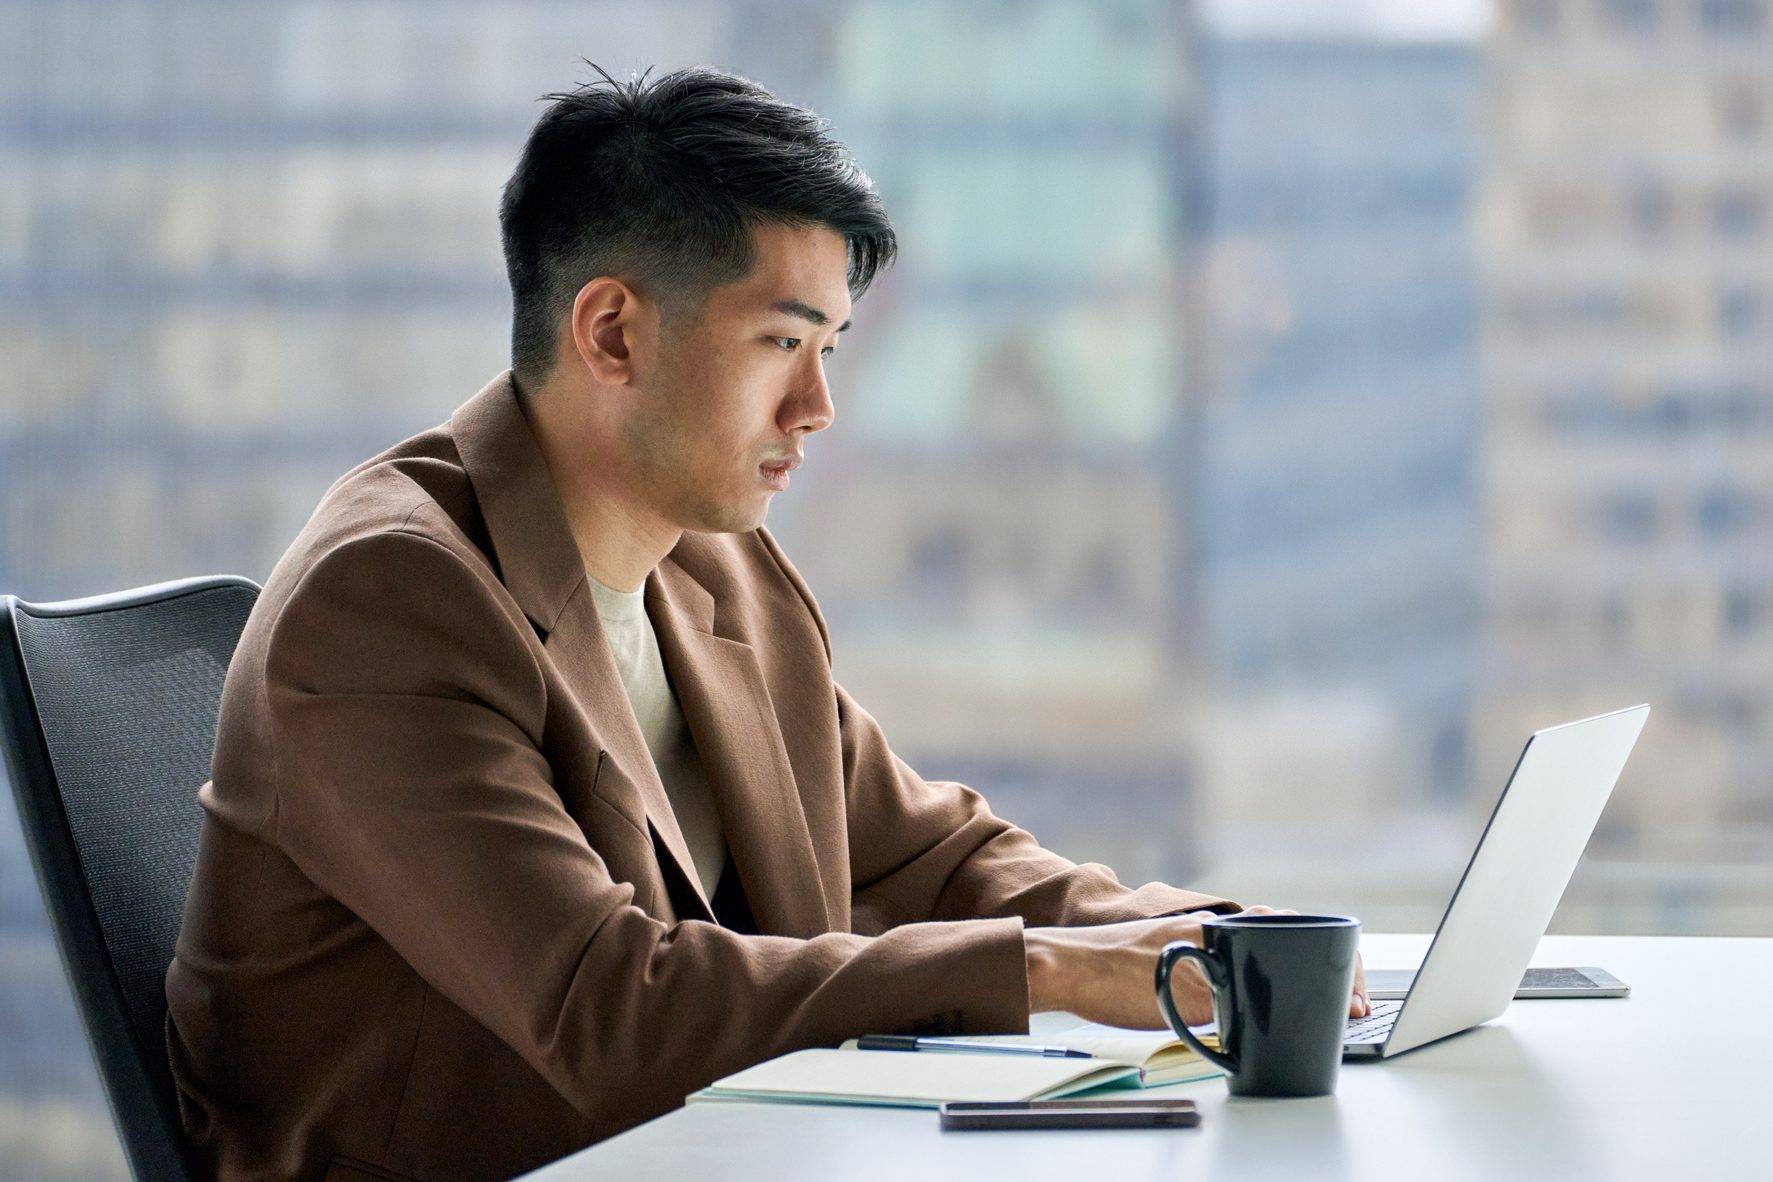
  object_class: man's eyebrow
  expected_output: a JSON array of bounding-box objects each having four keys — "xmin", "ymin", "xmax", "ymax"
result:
[{"xmin": 771, "ymin": 298, "xmax": 852, "ymax": 333}]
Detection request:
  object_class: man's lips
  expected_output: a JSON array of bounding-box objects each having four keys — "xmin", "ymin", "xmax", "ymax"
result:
[{"xmin": 760, "ymin": 453, "xmax": 801, "ymax": 491}]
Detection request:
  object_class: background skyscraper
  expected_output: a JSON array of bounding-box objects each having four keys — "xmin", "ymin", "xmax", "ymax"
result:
[
  {"xmin": 1183, "ymin": 31, "xmax": 1484, "ymax": 922},
  {"xmin": 2, "ymin": 1, "xmax": 1769, "ymax": 1176},
  {"xmin": 1474, "ymin": 0, "xmax": 1773, "ymax": 932}
]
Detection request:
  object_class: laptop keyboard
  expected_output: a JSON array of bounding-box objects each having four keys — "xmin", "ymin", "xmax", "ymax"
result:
[{"xmin": 1345, "ymin": 999, "xmax": 1403, "ymax": 1044}]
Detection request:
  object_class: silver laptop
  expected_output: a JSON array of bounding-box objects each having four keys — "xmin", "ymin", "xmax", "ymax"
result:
[{"xmin": 1343, "ymin": 704, "xmax": 1650, "ymax": 1059}]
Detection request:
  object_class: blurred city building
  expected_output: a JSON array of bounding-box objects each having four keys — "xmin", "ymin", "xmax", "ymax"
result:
[
  {"xmin": 1196, "ymin": 36, "xmax": 1481, "ymax": 778},
  {"xmin": 1, "ymin": 0, "xmax": 1771, "ymax": 1177},
  {"xmin": 769, "ymin": 0, "xmax": 1208, "ymax": 886},
  {"xmin": 1183, "ymin": 34, "xmax": 1483, "ymax": 913},
  {"xmin": 0, "ymin": 6, "xmax": 1209, "ymax": 1176},
  {"xmin": 1474, "ymin": 0, "xmax": 1773, "ymax": 931}
]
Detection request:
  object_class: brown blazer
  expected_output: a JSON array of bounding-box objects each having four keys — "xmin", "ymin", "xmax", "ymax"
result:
[{"xmin": 165, "ymin": 372, "xmax": 1235, "ymax": 1182}]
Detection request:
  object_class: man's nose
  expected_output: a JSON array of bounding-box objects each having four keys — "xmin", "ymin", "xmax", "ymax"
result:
[{"xmin": 785, "ymin": 358, "xmax": 835, "ymax": 435}]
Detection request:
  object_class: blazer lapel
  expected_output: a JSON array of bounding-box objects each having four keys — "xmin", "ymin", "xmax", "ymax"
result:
[
  {"xmin": 648, "ymin": 560, "xmax": 831, "ymax": 938},
  {"xmin": 451, "ymin": 372, "xmax": 715, "ymax": 923},
  {"xmin": 542, "ymin": 585, "xmax": 715, "ymax": 923}
]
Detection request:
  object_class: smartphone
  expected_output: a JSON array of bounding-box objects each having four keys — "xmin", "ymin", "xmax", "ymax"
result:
[{"xmin": 938, "ymin": 1098, "xmax": 1201, "ymax": 1131}]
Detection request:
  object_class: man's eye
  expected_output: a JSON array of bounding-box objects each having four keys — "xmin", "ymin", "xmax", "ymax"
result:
[
  {"xmin": 820, "ymin": 346, "xmax": 835, "ymax": 359},
  {"xmin": 772, "ymin": 336, "xmax": 801, "ymax": 351}
]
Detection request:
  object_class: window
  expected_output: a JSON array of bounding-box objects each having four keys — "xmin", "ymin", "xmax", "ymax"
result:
[
  {"xmin": 1714, "ymin": 189, "xmax": 1763, "ymax": 239},
  {"xmin": 1512, "ymin": 0, "xmax": 1561, "ymax": 35},
  {"xmin": 1718, "ymin": 287, "xmax": 1767, "ymax": 338},
  {"xmin": 1715, "ymin": 78, "xmax": 1767, "ymax": 141},
  {"xmin": 1699, "ymin": 0, "xmax": 1767, "ymax": 35},
  {"xmin": 1601, "ymin": 0, "xmax": 1658, "ymax": 31},
  {"xmin": 1598, "ymin": 490, "xmax": 1659, "ymax": 542},
  {"xmin": 1696, "ymin": 486, "xmax": 1750, "ymax": 537},
  {"xmin": 1626, "ymin": 176, "xmax": 1674, "ymax": 242},
  {"xmin": 1725, "ymin": 586, "xmax": 1763, "ymax": 637}
]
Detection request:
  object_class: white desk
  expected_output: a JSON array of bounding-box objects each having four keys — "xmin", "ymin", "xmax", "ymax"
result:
[{"xmin": 521, "ymin": 934, "xmax": 1771, "ymax": 1181}]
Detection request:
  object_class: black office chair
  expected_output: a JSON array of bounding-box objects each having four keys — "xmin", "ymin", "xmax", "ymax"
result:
[{"xmin": 0, "ymin": 575, "xmax": 260, "ymax": 1182}]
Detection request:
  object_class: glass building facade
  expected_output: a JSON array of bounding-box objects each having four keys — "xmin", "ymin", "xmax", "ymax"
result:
[{"xmin": 1, "ymin": 1, "xmax": 1768, "ymax": 1175}]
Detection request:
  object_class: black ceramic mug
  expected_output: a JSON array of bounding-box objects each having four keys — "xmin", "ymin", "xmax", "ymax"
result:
[{"xmin": 1156, "ymin": 914, "xmax": 1361, "ymax": 1098}]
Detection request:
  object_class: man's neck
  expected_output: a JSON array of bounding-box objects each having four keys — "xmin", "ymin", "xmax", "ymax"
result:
[
  {"xmin": 565, "ymin": 498, "xmax": 680, "ymax": 595},
  {"xmin": 516, "ymin": 372, "xmax": 680, "ymax": 594}
]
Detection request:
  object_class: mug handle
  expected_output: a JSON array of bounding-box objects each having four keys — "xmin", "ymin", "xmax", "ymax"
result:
[{"xmin": 1156, "ymin": 940, "xmax": 1240, "ymax": 1076}]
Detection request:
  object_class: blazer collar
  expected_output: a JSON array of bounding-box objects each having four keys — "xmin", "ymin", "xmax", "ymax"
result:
[
  {"xmin": 646, "ymin": 567, "xmax": 832, "ymax": 939},
  {"xmin": 448, "ymin": 372, "xmax": 829, "ymax": 936},
  {"xmin": 451, "ymin": 374, "xmax": 714, "ymax": 917},
  {"xmin": 450, "ymin": 371, "xmax": 585, "ymax": 635}
]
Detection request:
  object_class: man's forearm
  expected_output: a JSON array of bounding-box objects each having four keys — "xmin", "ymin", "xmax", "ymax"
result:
[{"xmin": 1020, "ymin": 916, "xmax": 1220, "ymax": 1030}]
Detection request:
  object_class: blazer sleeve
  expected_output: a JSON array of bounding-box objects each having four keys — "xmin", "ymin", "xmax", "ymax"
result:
[
  {"xmin": 837, "ymin": 686, "xmax": 1243, "ymax": 936},
  {"xmin": 261, "ymin": 527, "xmax": 1031, "ymax": 1131}
]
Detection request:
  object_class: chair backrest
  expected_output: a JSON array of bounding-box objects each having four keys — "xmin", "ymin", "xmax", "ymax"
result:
[{"xmin": 0, "ymin": 575, "xmax": 260, "ymax": 1182}]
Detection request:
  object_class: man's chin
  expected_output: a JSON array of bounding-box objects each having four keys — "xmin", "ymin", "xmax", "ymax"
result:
[{"xmin": 690, "ymin": 498, "xmax": 772, "ymax": 536}]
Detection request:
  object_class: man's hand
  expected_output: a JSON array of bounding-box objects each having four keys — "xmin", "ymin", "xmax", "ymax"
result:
[{"xmin": 1023, "ymin": 907, "xmax": 1369, "ymax": 1030}]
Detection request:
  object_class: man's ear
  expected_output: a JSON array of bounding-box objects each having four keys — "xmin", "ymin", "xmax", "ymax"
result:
[{"xmin": 568, "ymin": 277, "xmax": 652, "ymax": 385}]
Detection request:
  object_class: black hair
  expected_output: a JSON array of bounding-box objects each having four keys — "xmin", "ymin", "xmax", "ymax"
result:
[{"xmin": 499, "ymin": 63, "xmax": 897, "ymax": 384}]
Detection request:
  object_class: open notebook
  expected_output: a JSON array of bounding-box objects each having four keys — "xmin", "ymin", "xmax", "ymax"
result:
[{"xmin": 688, "ymin": 1023, "xmax": 1224, "ymax": 1110}]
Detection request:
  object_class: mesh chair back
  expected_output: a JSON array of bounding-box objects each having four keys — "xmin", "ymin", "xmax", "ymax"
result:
[{"xmin": 0, "ymin": 576, "xmax": 259, "ymax": 1182}]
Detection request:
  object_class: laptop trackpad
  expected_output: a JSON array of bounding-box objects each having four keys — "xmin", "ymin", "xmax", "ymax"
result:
[
  {"xmin": 1365, "ymin": 966, "xmax": 1629, "ymax": 1000},
  {"xmin": 1365, "ymin": 968, "xmax": 1417, "ymax": 999}
]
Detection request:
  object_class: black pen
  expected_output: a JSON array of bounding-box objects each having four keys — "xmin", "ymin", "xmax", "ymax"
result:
[{"xmin": 857, "ymin": 1035, "xmax": 1093, "ymax": 1059}]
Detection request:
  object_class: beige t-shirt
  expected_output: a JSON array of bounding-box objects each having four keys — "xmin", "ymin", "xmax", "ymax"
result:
[{"xmin": 587, "ymin": 577, "xmax": 728, "ymax": 900}]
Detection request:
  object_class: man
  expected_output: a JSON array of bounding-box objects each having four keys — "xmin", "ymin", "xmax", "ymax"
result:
[{"xmin": 167, "ymin": 65, "xmax": 1366, "ymax": 1182}]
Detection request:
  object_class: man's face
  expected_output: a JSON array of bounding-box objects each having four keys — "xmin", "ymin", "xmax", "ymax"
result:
[{"xmin": 623, "ymin": 221, "xmax": 852, "ymax": 535}]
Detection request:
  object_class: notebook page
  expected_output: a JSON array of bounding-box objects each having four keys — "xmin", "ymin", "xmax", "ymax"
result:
[
  {"xmin": 921, "ymin": 1022, "xmax": 1217, "ymax": 1064},
  {"xmin": 705, "ymin": 1047, "xmax": 1136, "ymax": 1106}
]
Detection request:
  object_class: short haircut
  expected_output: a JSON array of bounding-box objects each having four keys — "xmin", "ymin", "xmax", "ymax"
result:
[{"xmin": 499, "ymin": 63, "xmax": 897, "ymax": 384}]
